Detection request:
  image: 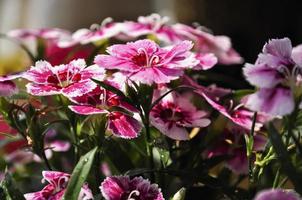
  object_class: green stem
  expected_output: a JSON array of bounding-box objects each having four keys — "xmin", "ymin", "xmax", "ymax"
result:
[{"xmin": 144, "ymin": 116, "xmax": 155, "ymax": 182}]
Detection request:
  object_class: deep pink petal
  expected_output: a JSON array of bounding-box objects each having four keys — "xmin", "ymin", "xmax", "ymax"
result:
[
  {"xmin": 69, "ymin": 105, "xmax": 107, "ymax": 115},
  {"xmin": 26, "ymin": 83, "xmax": 61, "ymax": 96},
  {"xmin": 108, "ymin": 112, "xmax": 141, "ymax": 139}
]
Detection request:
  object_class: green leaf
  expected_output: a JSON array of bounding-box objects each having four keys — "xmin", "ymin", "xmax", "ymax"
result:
[
  {"xmin": 62, "ymin": 147, "xmax": 98, "ymax": 200},
  {"xmin": 268, "ymin": 122, "xmax": 302, "ymax": 194},
  {"xmin": 0, "ymin": 172, "xmax": 25, "ymax": 200},
  {"xmin": 171, "ymin": 188, "xmax": 186, "ymax": 200}
]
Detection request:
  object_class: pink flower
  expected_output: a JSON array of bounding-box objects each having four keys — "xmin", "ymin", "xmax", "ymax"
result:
[
  {"xmin": 68, "ymin": 86, "xmax": 141, "ymax": 139},
  {"xmin": 254, "ymin": 189, "xmax": 301, "ymax": 200},
  {"xmin": 60, "ymin": 18, "xmax": 123, "ymax": 47},
  {"xmin": 122, "ymin": 13, "xmax": 181, "ymax": 44},
  {"xmin": 182, "ymin": 75, "xmax": 268, "ymax": 131},
  {"xmin": 0, "ymin": 72, "xmax": 24, "ymax": 97},
  {"xmin": 0, "ymin": 81, "xmax": 18, "ymax": 97},
  {"xmin": 100, "ymin": 176, "xmax": 164, "ymax": 200},
  {"xmin": 95, "ymin": 39, "xmax": 198, "ymax": 85},
  {"xmin": 243, "ymin": 38, "xmax": 301, "ymax": 116},
  {"xmin": 24, "ymin": 59, "xmax": 103, "ymax": 97},
  {"xmin": 7, "ymin": 28, "xmax": 94, "ymax": 65},
  {"xmin": 24, "ymin": 171, "xmax": 93, "ymax": 200},
  {"xmin": 172, "ymin": 23, "xmax": 243, "ymax": 65},
  {"xmin": 150, "ymin": 92, "xmax": 210, "ymax": 140},
  {"xmin": 206, "ymin": 127, "xmax": 267, "ymax": 174}
]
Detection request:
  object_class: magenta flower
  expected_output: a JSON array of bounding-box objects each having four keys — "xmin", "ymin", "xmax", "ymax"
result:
[
  {"xmin": 7, "ymin": 28, "xmax": 94, "ymax": 65},
  {"xmin": 172, "ymin": 23, "xmax": 243, "ymax": 65},
  {"xmin": 122, "ymin": 13, "xmax": 181, "ymax": 44},
  {"xmin": 24, "ymin": 171, "xmax": 93, "ymax": 200},
  {"xmin": 100, "ymin": 176, "xmax": 164, "ymax": 200},
  {"xmin": 150, "ymin": 92, "xmax": 210, "ymax": 140},
  {"xmin": 68, "ymin": 86, "xmax": 141, "ymax": 139},
  {"xmin": 254, "ymin": 189, "xmax": 301, "ymax": 200},
  {"xmin": 243, "ymin": 38, "xmax": 302, "ymax": 116},
  {"xmin": 95, "ymin": 39, "xmax": 198, "ymax": 85},
  {"xmin": 24, "ymin": 59, "xmax": 103, "ymax": 97},
  {"xmin": 207, "ymin": 127, "xmax": 267, "ymax": 174}
]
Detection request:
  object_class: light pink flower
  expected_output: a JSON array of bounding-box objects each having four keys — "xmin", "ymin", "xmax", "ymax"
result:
[
  {"xmin": 172, "ymin": 23, "xmax": 243, "ymax": 65},
  {"xmin": 24, "ymin": 59, "xmax": 103, "ymax": 97},
  {"xmin": 150, "ymin": 92, "xmax": 210, "ymax": 140},
  {"xmin": 100, "ymin": 175, "xmax": 164, "ymax": 200},
  {"xmin": 68, "ymin": 86, "xmax": 141, "ymax": 139},
  {"xmin": 193, "ymin": 52, "xmax": 218, "ymax": 70},
  {"xmin": 254, "ymin": 189, "xmax": 301, "ymax": 200},
  {"xmin": 243, "ymin": 38, "xmax": 301, "ymax": 116},
  {"xmin": 60, "ymin": 18, "xmax": 123, "ymax": 47},
  {"xmin": 95, "ymin": 39, "xmax": 198, "ymax": 85},
  {"xmin": 24, "ymin": 171, "xmax": 93, "ymax": 200},
  {"xmin": 122, "ymin": 13, "xmax": 181, "ymax": 44}
]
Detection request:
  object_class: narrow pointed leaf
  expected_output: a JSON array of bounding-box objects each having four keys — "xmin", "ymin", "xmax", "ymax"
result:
[{"xmin": 62, "ymin": 147, "xmax": 98, "ymax": 200}]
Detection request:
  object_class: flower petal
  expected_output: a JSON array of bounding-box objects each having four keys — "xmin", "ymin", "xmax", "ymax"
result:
[
  {"xmin": 108, "ymin": 112, "xmax": 141, "ymax": 139},
  {"xmin": 243, "ymin": 63, "xmax": 283, "ymax": 88},
  {"xmin": 26, "ymin": 83, "xmax": 61, "ymax": 96},
  {"xmin": 245, "ymin": 87, "xmax": 294, "ymax": 116},
  {"xmin": 69, "ymin": 105, "xmax": 107, "ymax": 115}
]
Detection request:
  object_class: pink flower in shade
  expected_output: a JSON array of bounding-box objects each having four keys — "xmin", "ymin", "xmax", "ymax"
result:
[
  {"xmin": 254, "ymin": 189, "xmax": 301, "ymax": 200},
  {"xmin": 150, "ymin": 92, "xmax": 210, "ymax": 140},
  {"xmin": 68, "ymin": 86, "xmax": 142, "ymax": 139},
  {"xmin": 0, "ymin": 72, "xmax": 24, "ymax": 97},
  {"xmin": 24, "ymin": 59, "xmax": 104, "ymax": 97},
  {"xmin": 95, "ymin": 39, "xmax": 198, "ymax": 85},
  {"xmin": 122, "ymin": 13, "xmax": 181, "ymax": 44},
  {"xmin": 172, "ymin": 23, "xmax": 243, "ymax": 65},
  {"xmin": 206, "ymin": 127, "xmax": 267, "ymax": 174},
  {"xmin": 59, "ymin": 18, "xmax": 123, "ymax": 47},
  {"xmin": 7, "ymin": 28, "xmax": 94, "ymax": 65},
  {"xmin": 24, "ymin": 171, "xmax": 93, "ymax": 200},
  {"xmin": 243, "ymin": 38, "xmax": 302, "ymax": 116},
  {"xmin": 182, "ymin": 75, "xmax": 269, "ymax": 131},
  {"xmin": 100, "ymin": 176, "xmax": 164, "ymax": 200}
]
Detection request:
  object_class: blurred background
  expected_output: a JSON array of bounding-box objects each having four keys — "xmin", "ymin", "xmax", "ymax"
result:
[{"xmin": 1, "ymin": 0, "xmax": 302, "ymax": 80}]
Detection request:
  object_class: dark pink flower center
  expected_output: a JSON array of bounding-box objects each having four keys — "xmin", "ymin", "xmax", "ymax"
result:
[
  {"xmin": 46, "ymin": 72, "xmax": 82, "ymax": 87},
  {"xmin": 132, "ymin": 49, "xmax": 160, "ymax": 68}
]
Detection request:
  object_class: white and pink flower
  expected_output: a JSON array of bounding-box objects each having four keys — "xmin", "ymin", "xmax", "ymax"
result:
[
  {"xmin": 24, "ymin": 171, "xmax": 93, "ymax": 200},
  {"xmin": 24, "ymin": 59, "xmax": 103, "ymax": 97},
  {"xmin": 150, "ymin": 92, "xmax": 210, "ymax": 140},
  {"xmin": 243, "ymin": 38, "xmax": 302, "ymax": 116},
  {"xmin": 100, "ymin": 175, "xmax": 164, "ymax": 200},
  {"xmin": 68, "ymin": 86, "xmax": 141, "ymax": 139},
  {"xmin": 95, "ymin": 39, "xmax": 198, "ymax": 85}
]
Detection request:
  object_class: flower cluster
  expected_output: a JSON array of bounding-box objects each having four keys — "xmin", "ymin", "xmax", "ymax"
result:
[{"xmin": 1, "ymin": 13, "xmax": 302, "ymax": 200}]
